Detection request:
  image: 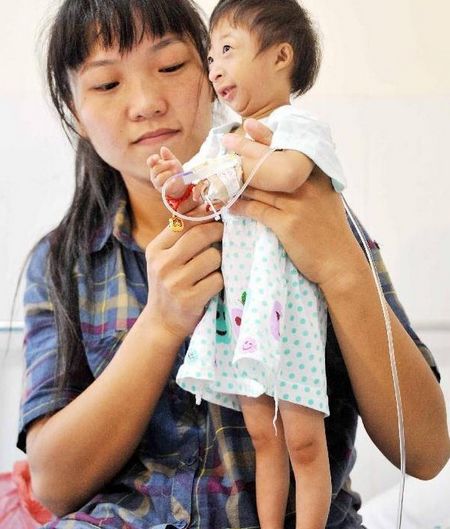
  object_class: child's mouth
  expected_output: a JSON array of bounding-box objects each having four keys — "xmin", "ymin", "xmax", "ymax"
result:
[{"xmin": 219, "ymin": 85, "xmax": 236, "ymax": 101}]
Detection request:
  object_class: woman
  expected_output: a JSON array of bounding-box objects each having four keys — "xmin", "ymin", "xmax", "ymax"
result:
[{"xmin": 18, "ymin": 0, "xmax": 449, "ymax": 528}]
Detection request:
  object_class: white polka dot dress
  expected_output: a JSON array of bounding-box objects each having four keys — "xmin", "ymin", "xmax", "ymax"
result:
[
  {"xmin": 176, "ymin": 104, "xmax": 347, "ymax": 417},
  {"xmin": 176, "ymin": 211, "xmax": 330, "ymax": 416}
]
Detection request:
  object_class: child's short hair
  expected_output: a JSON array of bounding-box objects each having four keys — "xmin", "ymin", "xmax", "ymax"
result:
[{"xmin": 210, "ymin": 0, "xmax": 321, "ymax": 97}]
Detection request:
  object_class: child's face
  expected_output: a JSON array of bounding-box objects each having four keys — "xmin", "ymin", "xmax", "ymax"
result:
[{"xmin": 208, "ymin": 19, "xmax": 289, "ymax": 119}]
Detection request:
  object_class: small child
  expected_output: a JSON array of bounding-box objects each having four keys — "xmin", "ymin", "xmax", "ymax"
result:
[{"xmin": 149, "ymin": 1, "xmax": 346, "ymax": 528}]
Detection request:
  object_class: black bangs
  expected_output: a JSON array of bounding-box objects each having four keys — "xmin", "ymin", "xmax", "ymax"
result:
[
  {"xmin": 57, "ymin": 0, "xmax": 207, "ymax": 69},
  {"xmin": 47, "ymin": 0, "xmax": 208, "ymax": 133}
]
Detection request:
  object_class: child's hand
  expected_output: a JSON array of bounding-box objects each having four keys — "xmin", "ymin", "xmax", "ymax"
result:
[
  {"xmin": 192, "ymin": 180, "xmax": 210, "ymax": 202},
  {"xmin": 147, "ymin": 146, "xmax": 185, "ymax": 197}
]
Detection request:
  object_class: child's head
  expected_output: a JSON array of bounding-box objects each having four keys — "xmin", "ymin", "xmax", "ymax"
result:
[{"xmin": 208, "ymin": 0, "xmax": 321, "ymax": 117}]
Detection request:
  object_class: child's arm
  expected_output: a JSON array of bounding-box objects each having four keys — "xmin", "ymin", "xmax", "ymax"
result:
[
  {"xmin": 235, "ymin": 119, "xmax": 315, "ymax": 193},
  {"xmin": 147, "ymin": 146, "xmax": 186, "ymax": 198},
  {"xmin": 243, "ymin": 149, "xmax": 315, "ymax": 193}
]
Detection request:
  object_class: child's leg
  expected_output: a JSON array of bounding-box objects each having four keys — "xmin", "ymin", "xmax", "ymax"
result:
[
  {"xmin": 279, "ymin": 401, "xmax": 331, "ymax": 529},
  {"xmin": 239, "ymin": 395, "xmax": 290, "ymax": 529}
]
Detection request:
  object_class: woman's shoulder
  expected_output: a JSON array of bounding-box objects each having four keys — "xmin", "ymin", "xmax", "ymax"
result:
[{"xmin": 25, "ymin": 235, "xmax": 52, "ymax": 285}]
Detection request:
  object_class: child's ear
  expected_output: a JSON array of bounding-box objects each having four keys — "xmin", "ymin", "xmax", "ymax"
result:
[{"xmin": 275, "ymin": 43, "xmax": 294, "ymax": 71}]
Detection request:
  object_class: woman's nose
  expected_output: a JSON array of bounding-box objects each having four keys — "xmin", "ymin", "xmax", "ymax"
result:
[{"xmin": 128, "ymin": 80, "xmax": 168, "ymax": 120}]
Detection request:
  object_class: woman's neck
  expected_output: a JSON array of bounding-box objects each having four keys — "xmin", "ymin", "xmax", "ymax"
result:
[{"xmin": 124, "ymin": 177, "xmax": 170, "ymax": 249}]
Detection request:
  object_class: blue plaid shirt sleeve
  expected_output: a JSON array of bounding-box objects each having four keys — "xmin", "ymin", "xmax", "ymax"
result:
[
  {"xmin": 349, "ymin": 213, "xmax": 440, "ymax": 380},
  {"xmin": 17, "ymin": 239, "xmax": 92, "ymax": 452}
]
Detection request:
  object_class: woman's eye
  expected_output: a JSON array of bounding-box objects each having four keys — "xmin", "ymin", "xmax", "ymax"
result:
[
  {"xmin": 222, "ymin": 45, "xmax": 231, "ymax": 54},
  {"xmin": 94, "ymin": 82, "xmax": 119, "ymax": 92},
  {"xmin": 159, "ymin": 62, "xmax": 185, "ymax": 73}
]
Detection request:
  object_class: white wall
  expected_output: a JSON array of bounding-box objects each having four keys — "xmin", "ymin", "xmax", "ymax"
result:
[
  {"xmin": 2, "ymin": 0, "xmax": 449, "ymax": 325},
  {"xmin": 1, "ymin": 0, "xmax": 75, "ymax": 325},
  {"xmin": 1, "ymin": 0, "xmax": 449, "ymax": 514}
]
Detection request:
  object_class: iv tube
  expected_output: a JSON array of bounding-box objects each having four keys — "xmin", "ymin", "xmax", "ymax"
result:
[{"xmin": 161, "ymin": 149, "xmax": 406, "ymax": 528}]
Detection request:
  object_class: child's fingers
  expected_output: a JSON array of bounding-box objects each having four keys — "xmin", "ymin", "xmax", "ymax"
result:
[
  {"xmin": 151, "ymin": 170, "xmax": 174, "ymax": 191},
  {"xmin": 192, "ymin": 181, "xmax": 208, "ymax": 202},
  {"xmin": 160, "ymin": 147, "xmax": 183, "ymax": 175},
  {"xmin": 150, "ymin": 165, "xmax": 173, "ymax": 191},
  {"xmin": 148, "ymin": 151, "xmax": 184, "ymax": 194},
  {"xmin": 160, "ymin": 146, "xmax": 175, "ymax": 160},
  {"xmin": 192, "ymin": 186, "xmax": 202, "ymax": 202},
  {"xmin": 150, "ymin": 159, "xmax": 178, "ymax": 178},
  {"xmin": 153, "ymin": 171, "xmax": 186, "ymax": 196},
  {"xmin": 146, "ymin": 154, "xmax": 161, "ymax": 168}
]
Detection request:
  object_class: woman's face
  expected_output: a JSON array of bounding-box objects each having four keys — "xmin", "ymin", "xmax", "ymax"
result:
[{"xmin": 70, "ymin": 33, "xmax": 212, "ymax": 183}]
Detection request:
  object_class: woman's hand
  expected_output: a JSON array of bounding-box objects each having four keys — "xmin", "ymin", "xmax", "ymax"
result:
[
  {"xmin": 223, "ymin": 119, "xmax": 368, "ymax": 291},
  {"xmin": 27, "ymin": 210, "xmax": 224, "ymax": 517},
  {"xmin": 145, "ymin": 211, "xmax": 224, "ymax": 342}
]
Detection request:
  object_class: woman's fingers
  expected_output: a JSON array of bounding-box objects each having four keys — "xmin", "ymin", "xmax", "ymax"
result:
[
  {"xmin": 222, "ymin": 120, "xmax": 274, "ymax": 180},
  {"xmin": 152, "ymin": 244, "xmax": 222, "ymax": 306},
  {"xmin": 241, "ymin": 187, "xmax": 285, "ymax": 209},
  {"xmin": 193, "ymin": 271, "xmax": 224, "ymax": 307},
  {"xmin": 184, "ymin": 245, "xmax": 222, "ymax": 284},
  {"xmin": 173, "ymin": 221, "xmax": 223, "ymax": 264},
  {"xmin": 145, "ymin": 219, "xmax": 223, "ymax": 338},
  {"xmin": 229, "ymin": 196, "xmax": 283, "ymax": 231},
  {"xmin": 243, "ymin": 118, "xmax": 273, "ymax": 145},
  {"xmin": 222, "ymin": 120, "xmax": 273, "ymax": 157},
  {"xmin": 222, "ymin": 133, "xmax": 270, "ymax": 161},
  {"xmin": 149, "ymin": 211, "xmax": 222, "ymax": 252},
  {"xmin": 241, "ymin": 170, "xmax": 333, "ymax": 210}
]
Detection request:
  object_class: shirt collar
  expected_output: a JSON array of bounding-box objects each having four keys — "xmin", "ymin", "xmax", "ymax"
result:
[{"xmin": 90, "ymin": 197, "xmax": 141, "ymax": 253}]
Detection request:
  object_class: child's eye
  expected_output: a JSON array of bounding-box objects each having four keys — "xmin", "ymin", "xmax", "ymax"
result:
[
  {"xmin": 159, "ymin": 62, "xmax": 185, "ymax": 73},
  {"xmin": 207, "ymin": 56, "xmax": 214, "ymax": 65},
  {"xmin": 222, "ymin": 44, "xmax": 232, "ymax": 54},
  {"xmin": 94, "ymin": 82, "xmax": 119, "ymax": 92}
]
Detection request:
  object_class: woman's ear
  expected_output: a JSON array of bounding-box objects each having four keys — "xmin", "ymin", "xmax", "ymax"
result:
[
  {"xmin": 275, "ymin": 43, "xmax": 294, "ymax": 72},
  {"xmin": 76, "ymin": 121, "xmax": 88, "ymax": 138},
  {"xmin": 67, "ymin": 96, "xmax": 88, "ymax": 138},
  {"xmin": 72, "ymin": 112, "xmax": 88, "ymax": 139}
]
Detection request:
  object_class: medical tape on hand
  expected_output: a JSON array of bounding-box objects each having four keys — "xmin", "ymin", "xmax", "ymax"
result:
[{"xmin": 161, "ymin": 148, "xmax": 277, "ymax": 223}]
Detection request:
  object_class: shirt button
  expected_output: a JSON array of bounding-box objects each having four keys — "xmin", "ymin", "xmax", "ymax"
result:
[{"xmin": 185, "ymin": 456, "xmax": 197, "ymax": 466}]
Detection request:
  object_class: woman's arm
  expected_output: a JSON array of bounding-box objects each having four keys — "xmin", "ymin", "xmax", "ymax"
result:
[
  {"xmin": 26, "ymin": 219, "xmax": 223, "ymax": 517},
  {"xmin": 225, "ymin": 121, "xmax": 450, "ymax": 479}
]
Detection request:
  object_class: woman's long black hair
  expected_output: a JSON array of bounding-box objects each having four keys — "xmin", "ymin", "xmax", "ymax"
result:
[{"xmin": 44, "ymin": 0, "xmax": 209, "ymax": 392}]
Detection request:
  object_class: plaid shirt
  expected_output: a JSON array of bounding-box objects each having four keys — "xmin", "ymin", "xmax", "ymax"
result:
[{"xmin": 18, "ymin": 197, "xmax": 439, "ymax": 529}]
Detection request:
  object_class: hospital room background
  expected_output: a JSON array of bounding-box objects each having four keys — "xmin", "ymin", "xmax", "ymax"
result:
[{"xmin": 1, "ymin": 1, "xmax": 449, "ymax": 527}]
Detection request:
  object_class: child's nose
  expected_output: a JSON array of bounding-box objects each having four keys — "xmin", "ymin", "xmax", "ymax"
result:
[{"xmin": 208, "ymin": 63, "xmax": 223, "ymax": 84}]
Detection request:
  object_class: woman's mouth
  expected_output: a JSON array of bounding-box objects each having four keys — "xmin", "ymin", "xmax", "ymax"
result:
[{"xmin": 132, "ymin": 129, "xmax": 179, "ymax": 146}]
